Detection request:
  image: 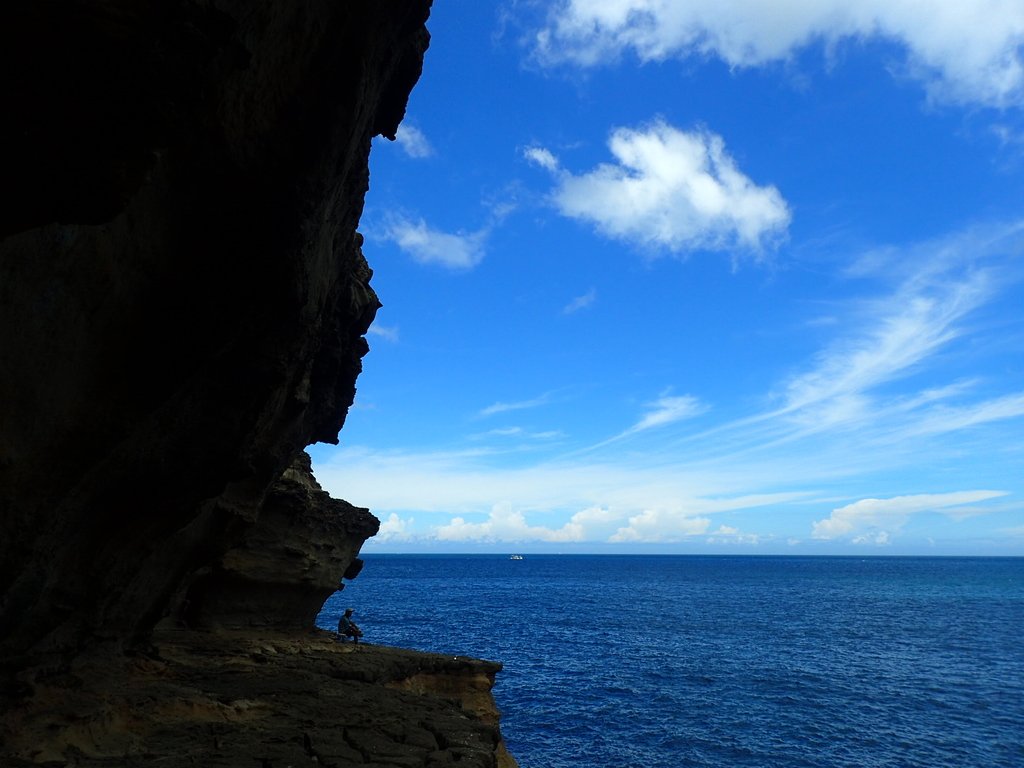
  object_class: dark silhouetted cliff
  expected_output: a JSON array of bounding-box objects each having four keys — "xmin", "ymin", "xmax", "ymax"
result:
[{"xmin": 0, "ymin": 2, "xmax": 517, "ymax": 765}]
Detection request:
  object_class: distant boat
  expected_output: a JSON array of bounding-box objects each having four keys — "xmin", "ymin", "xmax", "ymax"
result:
[{"xmin": 509, "ymin": 554, "xmax": 524, "ymax": 560}]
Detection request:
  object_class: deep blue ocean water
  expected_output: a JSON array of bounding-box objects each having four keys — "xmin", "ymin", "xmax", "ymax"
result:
[{"xmin": 318, "ymin": 556, "xmax": 1024, "ymax": 768}]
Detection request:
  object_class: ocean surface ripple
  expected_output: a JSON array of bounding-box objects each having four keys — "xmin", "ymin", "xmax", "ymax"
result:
[{"xmin": 319, "ymin": 555, "xmax": 1024, "ymax": 768}]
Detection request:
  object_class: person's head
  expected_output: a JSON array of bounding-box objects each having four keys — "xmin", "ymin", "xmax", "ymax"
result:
[{"xmin": 345, "ymin": 608, "xmax": 354, "ymax": 616}]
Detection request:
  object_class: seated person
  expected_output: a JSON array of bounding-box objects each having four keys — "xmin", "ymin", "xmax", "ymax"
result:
[{"xmin": 337, "ymin": 608, "xmax": 363, "ymax": 643}]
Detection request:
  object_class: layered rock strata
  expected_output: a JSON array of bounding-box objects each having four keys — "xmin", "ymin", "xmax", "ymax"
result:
[
  {"xmin": 174, "ymin": 452, "xmax": 380, "ymax": 631},
  {"xmin": 0, "ymin": 1, "xmax": 517, "ymax": 765}
]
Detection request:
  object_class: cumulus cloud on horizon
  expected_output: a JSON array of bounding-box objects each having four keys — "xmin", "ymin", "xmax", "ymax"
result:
[
  {"xmin": 532, "ymin": 0, "xmax": 1024, "ymax": 108},
  {"xmin": 435, "ymin": 503, "xmax": 587, "ymax": 543},
  {"xmin": 376, "ymin": 512, "xmax": 415, "ymax": 542},
  {"xmin": 535, "ymin": 121, "xmax": 791, "ymax": 255},
  {"xmin": 811, "ymin": 490, "xmax": 1008, "ymax": 540}
]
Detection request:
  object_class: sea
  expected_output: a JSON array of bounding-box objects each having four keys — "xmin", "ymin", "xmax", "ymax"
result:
[{"xmin": 317, "ymin": 555, "xmax": 1024, "ymax": 768}]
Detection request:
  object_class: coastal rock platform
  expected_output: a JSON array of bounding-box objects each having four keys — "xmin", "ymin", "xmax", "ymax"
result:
[{"xmin": 3, "ymin": 629, "xmax": 517, "ymax": 768}]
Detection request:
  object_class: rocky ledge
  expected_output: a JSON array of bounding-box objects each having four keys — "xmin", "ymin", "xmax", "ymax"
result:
[{"xmin": 3, "ymin": 629, "xmax": 517, "ymax": 768}]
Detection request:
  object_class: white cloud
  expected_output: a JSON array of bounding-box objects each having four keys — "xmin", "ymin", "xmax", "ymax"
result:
[
  {"xmin": 608, "ymin": 493, "xmax": 803, "ymax": 543},
  {"xmin": 435, "ymin": 503, "xmax": 586, "ymax": 543},
  {"xmin": 727, "ymin": 222, "xmax": 1024, "ymax": 446},
  {"xmin": 532, "ymin": 0, "xmax": 1024, "ymax": 108},
  {"xmin": 706, "ymin": 524, "xmax": 762, "ymax": 545},
  {"xmin": 382, "ymin": 215, "xmax": 487, "ymax": 270},
  {"xmin": 992, "ymin": 123, "xmax": 1024, "ymax": 149},
  {"xmin": 394, "ymin": 124, "xmax": 434, "ymax": 158},
  {"xmin": 547, "ymin": 121, "xmax": 790, "ymax": 254},
  {"xmin": 524, "ymin": 146, "xmax": 561, "ymax": 171},
  {"xmin": 311, "ymin": 218, "xmax": 1024, "ymax": 550},
  {"xmin": 367, "ymin": 323, "xmax": 399, "ymax": 343},
  {"xmin": 479, "ymin": 393, "xmax": 552, "ymax": 417},
  {"xmin": 314, "ymin": 445, "xmax": 815, "ymax": 540},
  {"xmin": 784, "ymin": 294, "xmax": 977, "ymax": 415},
  {"xmin": 376, "ymin": 513, "xmax": 415, "ymax": 542},
  {"xmin": 563, "ymin": 287, "xmax": 597, "ymax": 314},
  {"xmin": 775, "ymin": 262, "xmax": 995, "ymax": 430},
  {"xmin": 570, "ymin": 505, "xmax": 621, "ymax": 527},
  {"xmin": 812, "ymin": 490, "xmax": 1009, "ymax": 539},
  {"xmin": 626, "ymin": 394, "xmax": 706, "ymax": 434},
  {"xmin": 853, "ymin": 530, "xmax": 891, "ymax": 546},
  {"xmin": 485, "ymin": 427, "xmax": 524, "ymax": 437},
  {"xmin": 610, "ymin": 508, "xmax": 711, "ymax": 542},
  {"xmin": 900, "ymin": 393, "xmax": 1024, "ymax": 438},
  {"xmin": 471, "ymin": 426, "xmax": 564, "ymax": 441},
  {"xmin": 581, "ymin": 223, "xmax": 1019, "ymax": 454}
]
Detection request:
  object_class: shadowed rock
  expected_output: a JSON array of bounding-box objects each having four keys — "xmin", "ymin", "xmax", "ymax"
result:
[
  {"xmin": 0, "ymin": 0, "xmax": 519, "ymax": 764},
  {"xmin": 0, "ymin": 0, "xmax": 427, "ymax": 663},
  {"xmin": 177, "ymin": 452, "xmax": 380, "ymax": 630}
]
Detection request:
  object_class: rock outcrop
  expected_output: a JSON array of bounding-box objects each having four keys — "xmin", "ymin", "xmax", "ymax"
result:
[
  {"xmin": 0, "ymin": 1, "xmax": 518, "ymax": 765},
  {"xmin": 175, "ymin": 452, "xmax": 381, "ymax": 631}
]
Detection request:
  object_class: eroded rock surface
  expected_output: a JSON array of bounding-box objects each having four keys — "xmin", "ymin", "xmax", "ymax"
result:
[
  {"xmin": 3, "ymin": 629, "xmax": 517, "ymax": 768},
  {"xmin": 177, "ymin": 452, "xmax": 381, "ymax": 631}
]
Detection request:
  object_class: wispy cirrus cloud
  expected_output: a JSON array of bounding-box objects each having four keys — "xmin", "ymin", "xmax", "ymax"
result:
[
  {"xmin": 897, "ymin": 393, "xmax": 1024, "ymax": 438},
  {"xmin": 743, "ymin": 221, "xmax": 1024, "ymax": 440},
  {"xmin": 531, "ymin": 120, "xmax": 791, "ymax": 256},
  {"xmin": 367, "ymin": 323, "xmax": 400, "ymax": 343},
  {"xmin": 471, "ymin": 426, "xmax": 566, "ymax": 441},
  {"xmin": 626, "ymin": 394, "xmax": 706, "ymax": 435},
  {"xmin": 579, "ymin": 392, "xmax": 709, "ymax": 453},
  {"xmin": 530, "ymin": 0, "xmax": 1024, "ymax": 108},
  {"xmin": 778, "ymin": 275, "xmax": 991, "ymax": 428},
  {"xmin": 478, "ymin": 392, "xmax": 553, "ymax": 417},
  {"xmin": 563, "ymin": 287, "xmax": 597, "ymax": 314}
]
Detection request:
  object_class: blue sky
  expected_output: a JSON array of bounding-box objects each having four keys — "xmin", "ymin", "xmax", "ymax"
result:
[{"xmin": 310, "ymin": 1, "xmax": 1024, "ymax": 554}]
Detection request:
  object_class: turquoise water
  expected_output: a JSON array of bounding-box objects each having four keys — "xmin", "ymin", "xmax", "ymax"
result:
[{"xmin": 319, "ymin": 555, "xmax": 1024, "ymax": 767}]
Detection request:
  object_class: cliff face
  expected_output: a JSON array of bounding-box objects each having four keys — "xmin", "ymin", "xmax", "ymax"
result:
[
  {"xmin": 0, "ymin": 0, "xmax": 424, "ymax": 660},
  {"xmin": 0, "ymin": 2, "xmax": 517, "ymax": 765}
]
